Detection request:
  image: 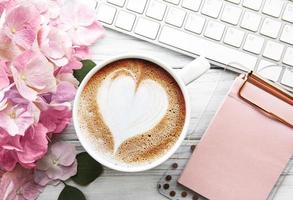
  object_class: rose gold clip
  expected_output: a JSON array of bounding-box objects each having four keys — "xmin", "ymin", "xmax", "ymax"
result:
[{"xmin": 239, "ymin": 71, "xmax": 293, "ymax": 128}]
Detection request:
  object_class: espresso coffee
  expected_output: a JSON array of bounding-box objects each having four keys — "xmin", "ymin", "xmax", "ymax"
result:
[{"xmin": 77, "ymin": 59, "xmax": 186, "ymax": 166}]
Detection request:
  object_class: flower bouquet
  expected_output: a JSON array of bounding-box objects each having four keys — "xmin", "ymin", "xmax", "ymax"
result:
[{"xmin": 0, "ymin": 0, "xmax": 105, "ymax": 199}]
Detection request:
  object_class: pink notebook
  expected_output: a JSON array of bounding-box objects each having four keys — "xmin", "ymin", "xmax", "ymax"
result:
[{"xmin": 179, "ymin": 73, "xmax": 293, "ymax": 200}]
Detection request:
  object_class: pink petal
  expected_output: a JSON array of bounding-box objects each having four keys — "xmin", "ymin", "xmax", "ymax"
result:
[
  {"xmin": 0, "ymin": 149, "xmax": 17, "ymax": 171},
  {"xmin": 33, "ymin": 170, "xmax": 55, "ymax": 186},
  {"xmin": 0, "ymin": 110, "xmax": 19, "ymax": 136},
  {"xmin": 0, "ymin": 166, "xmax": 43, "ymax": 200},
  {"xmin": 60, "ymin": 1, "xmax": 97, "ymax": 26},
  {"xmin": 39, "ymin": 103, "xmax": 71, "ymax": 133},
  {"xmin": 22, "ymin": 180, "xmax": 44, "ymax": 200},
  {"xmin": 13, "ymin": 50, "xmax": 34, "ymax": 69},
  {"xmin": 14, "ymin": 106, "xmax": 35, "ymax": 136},
  {"xmin": 0, "ymin": 97, "xmax": 34, "ymax": 136},
  {"xmin": 16, "ymin": 124, "xmax": 48, "ymax": 166},
  {"xmin": 12, "ymin": 51, "xmax": 57, "ymax": 99},
  {"xmin": 72, "ymin": 22, "xmax": 104, "ymax": 46},
  {"xmin": 11, "ymin": 65, "xmax": 38, "ymax": 101},
  {"xmin": 1, "ymin": 134, "xmax": 22, "ymax": 151},
  {"xmin": 13, "ymin": 28, "xmax": 36, "ymax": 49},
  {"xmin": 45, "ymin": 164, "xmax": 63, "ymax": 179},
  {"xmin": 56, "ymin": 72, "xmax": 79, "ymax": 87},
  {"xmin": 75, "ymin": 4, "xmax": 96, "ymax": 26},
  {"xmin": 51, "ymin": 142, "xmax": 76, "ymax": 166},
  {"xmin": 24, "ymin": 53, "xmax": 56, "ymax": 92},
  {"xmin": 60, "ymin": 58, "xmax": 82, "ymax": 73},
  {"xmin": 58, "ymin": 160, "xmax": 77, "ymax": 181},
  {"xmin": 73, "ymin": 46, "xmax": 89, "ymax": 60},
  {"xmin": 51, "ymin": 81, "xmax": 76, "ymax": 103},
  {"xmin": 6, "ymin": 6, "xmax": 31, "ymax": 31},
  {"xmin": 50, "ymin": 57, "xmax": 69, "ymax": 67},
  {"xmin": 36, "ymin": 152, "xmax": 57, "ymax": 171},
  {"xmin": 6, "ymin": 5, "xmax": 40, "ymax": 31},
  {"xmin": 0, "ymin": 33, "xmax": 22, "ymax": 61}
]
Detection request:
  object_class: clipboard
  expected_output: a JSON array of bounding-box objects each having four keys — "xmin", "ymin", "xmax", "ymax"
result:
[{"xmin": 177, "ymin": 72, "xmax": 293, "ymax": 200}]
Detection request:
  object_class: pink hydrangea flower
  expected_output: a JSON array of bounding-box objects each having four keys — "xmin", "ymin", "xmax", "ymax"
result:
[
  {"xmin": 16, "ymin": 123, "xmax": 48, "ymax": 169},
  {"xmin": 38, "ymin": 26, "xmax": 72, "ymax": 67},
  {"xmin": 39, "ymin": 102, "xmax": 71, "ymax": 134},
  {"xmin": 11, "ymin": 50, "xmax": 56, "ymax": 101},
  {"xmin": 31, "ymin": 0, "xmax": 64, "ymax": 25},
  {"xmin": 0, "ymin": 86, "xmax": 39, "ymax": 136},
  {"xmin": 59, "ymin": 2, "xmax": 104, "ymax": 46},
  {"xmin": 0, "ymin": 123, "xmax": 48, "ymax": 171},
  {"xmin": 0, "ymin": 165, "xmax": 44, "ymax": 200},
  {"xmin": 2, "ymin": 4, "xmax": 40, "ymax": 49},
  {"xmin": 0, "ymin": 0, "xmax": 105, "ymax": 178},
  {"xmin": 34, "ymin": 141, "xmax": 77, "ymax": 186},
  {"xmin": 0, "ymin": 101, "xmax": 35, "ymax": 136}
]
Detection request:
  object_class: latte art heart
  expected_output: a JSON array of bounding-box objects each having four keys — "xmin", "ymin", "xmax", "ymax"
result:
[{"xmin": 97, "ymin": 69, "xmax": 169, "ymax": 152}]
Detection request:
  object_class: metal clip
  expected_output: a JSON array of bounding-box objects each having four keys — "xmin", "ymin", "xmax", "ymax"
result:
[{"xmin": 238, "ymin": 71, "xmax": 293, "ymax": 128}]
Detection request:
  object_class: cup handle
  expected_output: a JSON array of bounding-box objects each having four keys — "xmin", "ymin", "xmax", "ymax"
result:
[{"xmin": 179, "ymin": 56, "xmax": 210, "ymax": 85}]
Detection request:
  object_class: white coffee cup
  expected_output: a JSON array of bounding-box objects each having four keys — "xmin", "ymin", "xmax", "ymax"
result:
[{"xmin": 73, "ymin": 54, "xmax": 210, "ymax": 172}]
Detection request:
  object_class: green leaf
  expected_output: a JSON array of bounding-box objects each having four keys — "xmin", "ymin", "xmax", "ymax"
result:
[
  {"xmin": 73, "ymin": 60, "xmax": 96, "ymax": 83},
  {"xmin": 72, "ymin": 152, "xmax": 103, "ymax": 186},
  {"xmin": 58, "ymin": 185, "xmax": 86, "ymax": 200}
]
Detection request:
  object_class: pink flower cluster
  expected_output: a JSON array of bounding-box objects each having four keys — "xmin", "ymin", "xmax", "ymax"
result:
[
  {"xmin": 0, "ymin": 141, "xmax": 77, "ymax": 200},
  {"xmin": 0, "ymin": 0, "xmax": 104, "ymax": 171}
]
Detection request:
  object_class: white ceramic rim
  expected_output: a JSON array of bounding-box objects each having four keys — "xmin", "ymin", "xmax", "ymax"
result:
[{"xmin": 73, "ymin": 53, "xmax": 191, "ymax": 172}]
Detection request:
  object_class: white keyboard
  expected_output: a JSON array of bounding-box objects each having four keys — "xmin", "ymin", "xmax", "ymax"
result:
[{"xmin": 95, "ymin": 0, "xmax": 293, "ymax": 88}]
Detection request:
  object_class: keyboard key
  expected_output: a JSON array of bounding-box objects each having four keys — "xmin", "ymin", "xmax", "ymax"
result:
[
  {"xmin": 282, "ymin": 3, "xmax": 293, "ymax": 23},
  {"xmin": 146, "ymin": 0, "xmax": 167, "ymax": 20},
  {"xmin": 263, "ymin": 41, "xmax": 284, "ymax": 61},
  {"xmin": 127, "ymin": 0, "xmax": 147, "ymax": 13},
  {"xmin": 281, "ymin": 68, "xmax": 293, "ymax": 87},
  {"xmin": 159, "ymin": 26, "xmax": 257, "ymax": 70},
  {"xmin": 260, "ymin": 18, "xmax": 281, "ymax": 38},
  {"xmin": 221, "ymin": 4, "xmax": 242, "ymax": 25},
  {"xmin": 134, "ymin": 18, "xmax": 160, "ymax": 39},
  {"xmin": 182, "ymin": 0, "xmax": 202, "ymax": 11},
  {"xmin": 225, "ymin": 0, "xmax": 240, "ymax": 4},
  {"xmin": 164, "ymin": 0, "xmax": 180, "ymax": 5},
  {"xmin": 241, "ymin": 11, "xmax": 261, "ymax": 32},
  {"xmin": 204, "ymin": 21, "xmax": 225, "ymax": 41},
  {"xmin": 224, "ymin": 28, "xmax": 244, "ymax": 47},
  {"xmin": 257, "ymin": 60, "xmax": 281, "ymax": 82},
  {"xmin": 243, "ymin": 0, "xmax": 263, "ymax": 11},
  {"xmin": 165, "ymin": 7, "xmax": 186, "ymax": 27},
  {"xmin": 283, "ymin": 47, "xmax": 293, "ymax": 66},
  {"xmin": 115, "ymin": 11, "xmax": 136, "ymax": 31},
  {"xmin": 280, "ymin": 25, "xmax": 293, "ymax": 45},
  {"xmin": 185, "ymin": 14, "xmax": 205, "ymax": 34},
  {"xmin": 107, "ymin": 0, "xmax": 125, "ymax": 7},
  {"xmin": 97, "ymin": 4, "xmax": 117, "ymax": 24},
  {"xmin": 262, "ymin": 0, "xmax": 284, "ymax": 18},
  {"xmin": 201, "ymin": 0, "xmax": 223, "ymax": 18},
  {"xmin": 243, "ymin": 34, "xmax": 264, "ymax": 54}
]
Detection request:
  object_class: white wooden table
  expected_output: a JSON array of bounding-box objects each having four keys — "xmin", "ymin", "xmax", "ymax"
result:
[{"xmin": 39, "ymin": 29, "xmax": 293, "ymax": 200}]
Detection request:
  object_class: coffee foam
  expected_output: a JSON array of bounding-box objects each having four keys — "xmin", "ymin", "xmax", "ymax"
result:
[
  {"xmin": 97, "ymin": 69, "xmax": 169, "ymax": 152},
  {"xmin": 78, "ymin": 59, "xmax": 186, "ymax": 166}
]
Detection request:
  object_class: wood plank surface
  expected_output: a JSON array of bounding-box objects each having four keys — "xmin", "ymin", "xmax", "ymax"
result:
[{"xmin": 39, "ymin": 30, "xmax": 293, "ymax": 200}]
